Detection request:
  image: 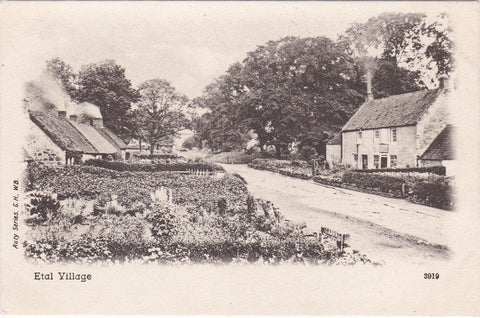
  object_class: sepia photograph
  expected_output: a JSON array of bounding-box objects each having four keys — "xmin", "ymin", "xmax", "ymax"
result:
[{"xmin": 0, "ymin": 1, "xmax": 479, "ymax": 315}]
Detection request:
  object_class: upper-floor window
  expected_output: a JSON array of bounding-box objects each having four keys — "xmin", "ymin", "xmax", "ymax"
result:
[
  {"xmin": 392, "ymin": 128, "xmax": 397, "ymax": 142},
  {"xmin": 375, "ymin": 130, "xmax": 380, "ymax": 138},
  {"xmin": 358, "ymin": 131, "xmax": 362, "ymax": 139}
]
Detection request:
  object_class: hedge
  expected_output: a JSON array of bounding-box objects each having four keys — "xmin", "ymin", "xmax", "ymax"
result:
[
  {"xmin": 314, "ymin": 171, "xmax": 454, "ymax": 210},
  {"xmin": 342, "ymin": 171, "xmax": 405, "ymax": 195},
  {"xmin": 134, "ymin": 154, "xmax": 179, "ymax": 160},
  {"xmin": 84, "ymin": 159, "xmax": 225, "ymax": 172},
  {"xmin": 352, "ymin": 166, "xmax": 446, "ymax": 176}
]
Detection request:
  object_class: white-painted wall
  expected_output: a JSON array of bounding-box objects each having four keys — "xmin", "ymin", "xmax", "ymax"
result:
[{"xmin": 26, "ymin": 121, "xmax": 66, "ymax": 163}]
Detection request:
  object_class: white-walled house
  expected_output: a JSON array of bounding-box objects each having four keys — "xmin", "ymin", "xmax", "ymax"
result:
[
  {"xmin": 326, "ymin": 133, "xmax": 341, "ymax": 168},
  {"xmin": 340, "ymin": 87, "xmax": 452, "ymax": 170}
]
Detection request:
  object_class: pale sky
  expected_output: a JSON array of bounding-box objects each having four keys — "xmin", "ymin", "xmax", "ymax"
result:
[{"xmin": 0, "ymin": 2, "xmax": 453, "ymax": 99}]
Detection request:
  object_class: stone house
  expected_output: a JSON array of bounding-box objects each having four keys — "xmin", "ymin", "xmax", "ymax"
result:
[
  {"xmin": 339, "ymin": 84, "xmax": 451, "ymax": 170},
  {"xmin": 325, "ymin": 132, "xmax": 341, "ymax": 168},
  {"xmin": 26, "ymin": 109, "xmax": 127, "ymax": 164}
]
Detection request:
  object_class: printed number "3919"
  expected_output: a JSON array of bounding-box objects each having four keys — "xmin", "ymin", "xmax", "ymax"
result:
[{"xmin": 424, "ymin": 273, "xmax": 440, "ymax": 279}]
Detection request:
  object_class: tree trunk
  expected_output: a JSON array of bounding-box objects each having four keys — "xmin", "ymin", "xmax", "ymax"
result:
[
  {"xmin": 150, "ymin": 142, "xmax": 155, "ymax": 155},
  {"xmin": 139, "ymin": 140, "xmax": 142, "ymax": 152},
  {"xmin": 275, "ymin": 144, "xmax": 281, "ymax": 159}
]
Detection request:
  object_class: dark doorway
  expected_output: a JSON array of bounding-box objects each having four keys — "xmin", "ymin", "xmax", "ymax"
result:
[
  {"xmin": 381, "ymin": 156, "xmax": 387, "ymax": 168},
  {"xmin": 362, "ymin": 155, "xmax": 368, "ymax": 169}
]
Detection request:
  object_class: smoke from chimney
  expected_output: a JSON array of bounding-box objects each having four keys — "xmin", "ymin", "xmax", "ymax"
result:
[
  {"xmin": 69, "ymin": 102, "xmax": 102, "ymax": 119},
  {"xmin": 24, "ymin": 71, "xmax": 71, "ymax": 113}
]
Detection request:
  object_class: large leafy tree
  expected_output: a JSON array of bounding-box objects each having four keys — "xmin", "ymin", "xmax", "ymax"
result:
[
  {"xmin": 194, "ymin": 36, "xmax": 363, "ymax": 157},
  {"xmin": 76, "ymin": 60, "xmax": 139, "ymax": 138},
  {"xmin": 193, "ymin": 63, "xmax": 251, "ymax": 151},
  {"xmin": 340, "ymin": 12, "xmax": 453, "ymax": 87},
  {"xmin": 135, "ymin": 79, "xmax": 189, "ymax": 155},
  {"xmin": 239, "ymin": 36, "xmax": 362, "ymax": 157}
]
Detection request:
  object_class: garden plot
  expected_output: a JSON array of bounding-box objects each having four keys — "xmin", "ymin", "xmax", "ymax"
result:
[{"xmin": 23, "ymin": 163, "xmax": 373, "ymax": 265}]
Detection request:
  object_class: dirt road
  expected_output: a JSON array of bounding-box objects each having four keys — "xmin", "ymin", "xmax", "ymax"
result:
[{"xmin": 222, "ymin": 164, "xmax": 453, "ymax": 265}]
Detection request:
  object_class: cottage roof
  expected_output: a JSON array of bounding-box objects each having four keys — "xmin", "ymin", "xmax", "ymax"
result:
[
  {"xmin": 421, "ymin": 125, "xmax": 454, "ymax": 160},
  {"xmin": 29, "ymin": 110, "xmax": 98, "ymax": 154},
  {"xmin": 96, "ymin": 127, "xmax": 128, "ymax": 150},
  {"xmin": 342, "ymin": 89, "xmax": 442, "ymax": 132},
  {"xmin": 70, "ymin": 121, "xmax": 118, "ymax": 154},
  {"xmin": 327, "ymin": 132, "xmax": 342, "ymax": 145}
]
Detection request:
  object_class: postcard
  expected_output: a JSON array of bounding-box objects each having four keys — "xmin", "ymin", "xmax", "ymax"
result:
[{"xmin": 1, "ymin": 1, "xmax": 479, "ymax": 315}]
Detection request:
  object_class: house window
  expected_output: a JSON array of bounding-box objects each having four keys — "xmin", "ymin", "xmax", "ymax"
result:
[
  {"xmin": 353, "ymin": 154, "xmax": 358, "ymax": 165},
  {"xmin": 358, "ymin": 131, "xmax": 362, "ymax": 139},
  {"xmin": 392, "ymin": 128, "xmax": 397, "ymax": 142},
  {"xmin": 390, "ymin": 155, "xmax": 397, "ymax": 168},
  {"xmin": 375, "ymin": 130, "xmax": 380, "ymax": 138},
  {"xmin": 374, "ymin": 155, "xmax": 380, "ymax": 169}
]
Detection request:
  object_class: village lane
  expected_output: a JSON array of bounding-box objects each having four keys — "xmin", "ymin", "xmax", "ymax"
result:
[{"xmin": 222, "ymin": 164, "xmax": 454, "ymax": 266}]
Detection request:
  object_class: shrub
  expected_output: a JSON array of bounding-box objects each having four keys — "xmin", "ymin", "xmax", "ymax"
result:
[
  {"xmin": 248, "ymin": 159, "xmax": 312, "ymax": 180},
  {"xmin": 144, "ymin": 203, "xmax": 179, "ymax": 241},
  {"xmin": 84, "ymin": 159, "xmax": 224, "ymax": 172},
  {"xmin": 182, "ymin": 136, "xmax": 196, "ymax": 150},
  {"xmin": 135, "ymin": 154, "xmax": 179, "ymax": 160},
  {"xmin": 410, "ymin": 181, "xmax": 453, "ymax": 210},
  {"xmin": 300, "ymin": 146, "xmax": 318, "ymax": 161},
  {"xmin": 342, "ymin": 171, "xmax": 405, "ymax": 194},
  {"xmin": 314, "ymin": 170, "xmax": 454, "ymax": 210},
  {"xmin": 352, "ymin": 166, "xmax": 446, "ymax": 176},
  {"xmin": 25, "ymin": 191, "xmax": 61, "ymax": 223},
  {"xmin": 232, "ymin": 172, "xmax": 247, "ymax": 184}
]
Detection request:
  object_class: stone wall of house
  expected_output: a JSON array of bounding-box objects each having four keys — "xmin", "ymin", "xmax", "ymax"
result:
[
  {"xmin": 26, "ymin": 121, "xmax": 65, "ymax": 163},
  {"xmin": 326, "ymin": 144, "xmax": 341, "ymax": 167},
  {"xmin": 342, "ymin": 125, "xmax": 417, "ymax": 169},
  {"xmin": 416, "ymin": 90, "xmax": 450, "ymax": 157}
]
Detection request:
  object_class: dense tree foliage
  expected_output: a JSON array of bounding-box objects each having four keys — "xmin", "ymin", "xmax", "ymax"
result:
[
  {"xmin": 75, "ymin": 60, "xmax": 140, "ymax": 138},
  {"xmin": 340, "ymin": 12, "xmax": 453, "ymax": 86},
  {"xmin": 194, "ymin": 37, "xmax": 364, "ymax": 157}
]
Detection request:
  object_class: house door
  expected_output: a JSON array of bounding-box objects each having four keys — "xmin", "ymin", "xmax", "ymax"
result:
[
  {"xmin": 381, "ymin": 156, "xmax": 388, "ymax": 168},
  {"xmin": 362, "ymin": 155, "xmax": 368, "ymax": 169}
]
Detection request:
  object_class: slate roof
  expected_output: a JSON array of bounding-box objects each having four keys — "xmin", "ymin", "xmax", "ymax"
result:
[
  {"xmin": 342, "ymin": 89, "xmax": 442, "ymax": 132},
  {"xmin": 327, "ymin": 132, "xmax": 342, "ymax": 145},
  {"xmin": 29, "ymin": 111, "xmax": 98, "ymax": 154},
  {"xmin": 421, "ymin": 125, "xmax": 454, "ymax": 160},
  {"xmin": 70, "ymin": 121, "xmax": 118, "ymax": 154}
]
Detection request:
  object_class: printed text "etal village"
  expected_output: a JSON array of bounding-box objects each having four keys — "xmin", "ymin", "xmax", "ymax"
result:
[{"xmin": 34, "ymin": 272, "xmax": 92, "ymax": 282}]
